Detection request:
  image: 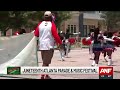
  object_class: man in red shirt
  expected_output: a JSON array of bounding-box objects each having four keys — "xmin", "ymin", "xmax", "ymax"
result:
[{"xmin": 34, "ymin": 11, "xmax": 62, "ymax": 79}]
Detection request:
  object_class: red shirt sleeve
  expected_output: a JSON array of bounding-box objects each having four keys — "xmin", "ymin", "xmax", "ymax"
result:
[
  {"xmin": 34, "ymin": 22, "xmax": 41, "ymax": 37},
  {"xmin": 51, "ymin": 22, "xmax": 62, "ymax": 45}
]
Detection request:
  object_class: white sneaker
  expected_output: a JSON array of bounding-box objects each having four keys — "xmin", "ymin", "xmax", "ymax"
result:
[
  {"xmin": 89, "ymin": 54, "xmax": 93, "ymax": 59},
  {"xmin": 91, "ymin": 61, "xmax": 95, "ymax": 66},
  {"xmin": 108, "ymin": 59, "xmax": 112, "ymax": 66},
  {"xmin": 104, "ymin": 56, "xmax": 108, "ymax": 62}
]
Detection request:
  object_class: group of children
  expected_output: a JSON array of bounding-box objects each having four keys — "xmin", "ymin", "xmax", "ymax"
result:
[
  {"xmin": 84, "ymin": 28, "xmax": 120, "ymax": 66},
  {"xmin": 58, "ymin": 30, "xmax": 73, "ymax": 61},
  {"xmin": 58, "ymin": 29, "xmax": 80, "ymax": 61}
]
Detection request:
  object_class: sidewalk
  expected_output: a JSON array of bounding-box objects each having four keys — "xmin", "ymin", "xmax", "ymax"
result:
[{"xmin": 0, "ymin": 47, "xmax": 120, "ymax": 79}]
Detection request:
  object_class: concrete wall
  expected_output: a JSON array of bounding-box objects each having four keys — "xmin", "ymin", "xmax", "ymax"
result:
[
  {"xmin": 60, "ymin": 11, "xmax": 107, "ymax": 36},
  {"xmin": 60, "ymin": 11, "xmax": 80, "ymax": 33}
]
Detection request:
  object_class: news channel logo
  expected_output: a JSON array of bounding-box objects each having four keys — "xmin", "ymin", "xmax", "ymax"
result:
[
  {"xmin": 99, "ymin": 67, "xmax": 113, "ymax": 79},
  {"xmin": 7, "ymin": 67, "xmax": 21, "ymax": 75}
]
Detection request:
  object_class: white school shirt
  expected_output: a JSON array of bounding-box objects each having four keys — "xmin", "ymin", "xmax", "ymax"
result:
[{"xmin": 38, "ymin": 21, "xmax": 55, "ymax": 50}]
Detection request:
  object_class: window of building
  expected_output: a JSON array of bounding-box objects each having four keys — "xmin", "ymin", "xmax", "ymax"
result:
[
  {"xmin": 74, "ymin": 25, "xmax": 76, "ymax": 33},
  {"xmin": 67, "ymin": 24, "xmax": 77, "ymax": 33},
  {"xmin": 71, "ymin": 25, "xmax": 73, "ymax": 33}
]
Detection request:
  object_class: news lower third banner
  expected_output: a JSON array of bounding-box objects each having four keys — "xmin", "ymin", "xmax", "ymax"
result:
[
  {"xmin": 7, "ymin": 67, "xmax": 98, "ymax": 75},
  {"xmin": 7, "ymin": 66, "xmax": 113, "ymax": 79}
]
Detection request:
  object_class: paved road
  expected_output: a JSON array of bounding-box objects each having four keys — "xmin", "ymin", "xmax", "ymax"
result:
[
  {"xmin": 0, "ymin": 33, "xmax": 120, "ymax": 79},
  {"xmin": 37, "ymin": 48, "xmax": 120, "ymax": 79},
  {"xmin": 1, "ymin": 47, "xmax": 120, "ymax": 79},
  {"xmin": 0, "ymin": 34, "xmax": 33, "ymax": 64}
]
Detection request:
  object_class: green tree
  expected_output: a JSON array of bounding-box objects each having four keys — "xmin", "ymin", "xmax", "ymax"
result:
[
  {"xmin": 31, "ymin": 11, "xmax": 71, "ymax": 31},
  {"xmin": 0, "ymin": 11, "xmax": 41, "ymax": 35},
  {"xmin": 0, "ymin": 11, "xmax": 71, "ymax": 36},
  {"xmin": 26, "ymin": 11, "xmax": 71, "ymax": 31},
  {"xmin": 101, "ymin": 11, "xmax": 120, "ymax": 31},
  {"xmin": 54, "ymin": 11, "xmax": 71, "ymax": 31},
  {"xmin": 0, "ymin": 11, "xmax": 11, "ymax": 35},
  {"xmin": 24, "ymin": 11, "xmax": 44, "ymax": 28}
]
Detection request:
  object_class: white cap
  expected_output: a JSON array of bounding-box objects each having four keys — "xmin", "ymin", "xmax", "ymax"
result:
[{"xmin": 44, "ymin": 11, "xmax": 52, "ymax": 17}]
